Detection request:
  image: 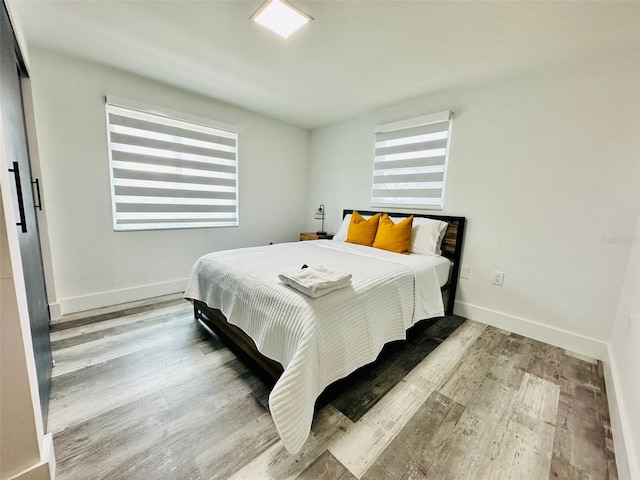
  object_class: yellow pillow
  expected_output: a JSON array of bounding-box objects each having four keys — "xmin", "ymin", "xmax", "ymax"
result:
[
  {"xmin": 346, "ymin": 211, "xmax": 381, "ymax": 246},
  {"xmin": 372, "ymin": 214, "xmax": 414, "ymax": 254}
]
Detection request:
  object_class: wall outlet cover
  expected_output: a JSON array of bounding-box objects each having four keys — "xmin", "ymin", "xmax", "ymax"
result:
[{"xmin": 461, "ymin": 266, "xmax": 470, "ymax": 279}]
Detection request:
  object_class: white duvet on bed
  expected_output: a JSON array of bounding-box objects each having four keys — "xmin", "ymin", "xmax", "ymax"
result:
[{"xmin": 184, "ymin": 240, "xmax": 450, "ymax": 453}]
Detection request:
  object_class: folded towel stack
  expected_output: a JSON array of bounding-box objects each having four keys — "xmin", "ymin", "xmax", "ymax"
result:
[{"xmin": 278, "ymin": 266, "xmax": 352, "ymax": 298}]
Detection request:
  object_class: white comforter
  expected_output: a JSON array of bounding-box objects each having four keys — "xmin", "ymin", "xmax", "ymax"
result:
[{"xmin": 184, "ymin": 240, "xmax": 448, "ymax": 453}]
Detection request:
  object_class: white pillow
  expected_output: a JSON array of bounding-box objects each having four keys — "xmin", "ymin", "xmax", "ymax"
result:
[
  {"xmin": 333, "ymin": 213, "xmax": 373, "ymax": 242},
  {"xmin": 332, "ymin": 214, "xmax": 352, "ymax": 242},
  {"xmin": 410, "ymin": 217, "xmax": 448, "ymax": 256}
]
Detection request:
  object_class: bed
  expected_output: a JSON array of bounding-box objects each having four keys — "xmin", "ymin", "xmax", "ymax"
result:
[{"xmin": 184, "ymin": 209, "xmax": 465, "ymax": 453}]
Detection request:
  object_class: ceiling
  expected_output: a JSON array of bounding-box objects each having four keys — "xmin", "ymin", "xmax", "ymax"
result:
[{"xmin": 8, "ymin": 0, "xmax": 640, "ymax": 129}]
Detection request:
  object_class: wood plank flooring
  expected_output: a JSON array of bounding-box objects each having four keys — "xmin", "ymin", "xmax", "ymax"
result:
[{"xmin": 49, "ymin": 300, "xmax": 617, "ymax": 479}]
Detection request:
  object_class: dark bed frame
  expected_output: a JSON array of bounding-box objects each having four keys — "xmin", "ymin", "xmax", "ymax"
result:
[{"xmin": 193, "ymin": 209, "xmax": 466, "ymax": 383}]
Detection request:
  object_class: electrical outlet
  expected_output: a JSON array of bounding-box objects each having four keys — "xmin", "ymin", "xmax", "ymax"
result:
[
  {"xmin": 492, "ymin": 271, "xmax": 505, "ymax": 286},
  {"xmin": 460, "ymin": 266, "xmax": 470, "ymax": 280}
]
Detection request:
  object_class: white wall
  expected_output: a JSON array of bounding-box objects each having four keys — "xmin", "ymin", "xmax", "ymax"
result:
[
  {"xmin": 28, "ymin": 49, "xmax": 310, "ymax": 316},
  {"xmin": 307, "ymin": 52, "xmax": 640, "ymax": 355},
  {"xmin": 607, "ymin": 201, "xmax": 640, "ymax": 480}
]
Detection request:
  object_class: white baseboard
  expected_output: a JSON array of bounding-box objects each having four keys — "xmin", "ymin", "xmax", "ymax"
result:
[
  {"xmin": 48, "ymin": 302, "xmax": 61, "ymax": 321},
  {"xmin": 454, "ymin": 301, "xmax": 607, "ymax": 360},
  {"xmin": 55, "ymin": 278, "xmax": 188, "ymax": 317},
  {"xmin": 603, "ymin": 345, "xmax": 639, "ymax": 480},
  {"xmin": 8, "ymin": 432, "xmax": 55, "ymax": 480}
]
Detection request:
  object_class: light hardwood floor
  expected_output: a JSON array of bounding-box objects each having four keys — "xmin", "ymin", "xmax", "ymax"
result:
[{"xmin": 49, "ymin": 299, "xmax": 617, "ymax": 479}]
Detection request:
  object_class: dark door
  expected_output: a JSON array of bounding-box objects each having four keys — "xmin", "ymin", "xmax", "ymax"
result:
[{"xmin": 1, "ymin": 4, "xmax": 52, "ymax": 428}]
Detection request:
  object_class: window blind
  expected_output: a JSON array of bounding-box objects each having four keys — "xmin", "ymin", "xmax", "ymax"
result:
[
  {"xmin": 105, "ymin": 101, "xmax": 238, "ymax": 231},
  {"xmin": 372, "ymin": 110, "xmax": 452, "ymax": 210}
]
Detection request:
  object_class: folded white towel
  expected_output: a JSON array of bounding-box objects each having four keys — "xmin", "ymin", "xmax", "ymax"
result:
[{"xmin": 278, "ymin": 266, "xmax": 352, "ymax": 298}]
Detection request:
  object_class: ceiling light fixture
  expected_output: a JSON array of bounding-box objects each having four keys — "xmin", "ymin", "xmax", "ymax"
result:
[{"xmin": 251, "ymin": 0, "xmax": 312, "ymax": 39}]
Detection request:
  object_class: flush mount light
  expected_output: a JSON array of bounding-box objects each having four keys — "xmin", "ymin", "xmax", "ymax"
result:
[{"xmin": 251, "ymin": 0, "xmax": 312, "ymax": 39}]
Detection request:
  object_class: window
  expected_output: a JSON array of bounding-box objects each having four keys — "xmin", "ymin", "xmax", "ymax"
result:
[
  {"xmin": 105, "ymin": 98, "xmax": 238, "ymax": 231},
  {"xmin": 372, "ymin": 110, "xmax": 452, "ymax": 210}
]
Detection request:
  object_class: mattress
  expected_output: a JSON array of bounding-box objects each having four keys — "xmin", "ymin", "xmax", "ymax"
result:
[
  {"xmin": 415, "ymin": 251, "xmax": 451, "ymax": 287},
  {"xmin": 184, "ymin": 240, "xmax": 450, "ymax": 453}
]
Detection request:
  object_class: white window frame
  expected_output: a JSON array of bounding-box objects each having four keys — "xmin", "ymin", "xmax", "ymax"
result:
[
  {"xmin": 372, "ymin": 110, "xmax": 453, "ymax": 210},
  {"xmin": 105, "ymin": 96, "xmax": 239, "ymax": 231}
]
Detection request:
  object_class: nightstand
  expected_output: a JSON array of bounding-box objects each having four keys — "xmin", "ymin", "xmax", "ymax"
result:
[{"xmin": 300, "ymin": 232, "xmax": 334, "ymax": 241}]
